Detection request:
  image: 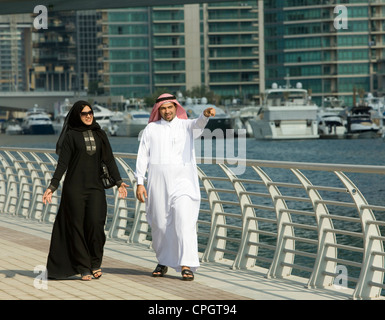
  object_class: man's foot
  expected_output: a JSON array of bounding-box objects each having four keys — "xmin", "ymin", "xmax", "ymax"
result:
[
  {"xmin": 181, "ymin": 266, "xmax": 194, "ymax": 281},
  {"xmin": 152, "ymin": 264, "xmax": 168, "ymax": 277}
]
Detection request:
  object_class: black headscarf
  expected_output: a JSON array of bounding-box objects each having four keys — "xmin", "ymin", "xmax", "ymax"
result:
[{"xmin": 56, "ymin": 100, "xmax": 112, "ymax": 162}]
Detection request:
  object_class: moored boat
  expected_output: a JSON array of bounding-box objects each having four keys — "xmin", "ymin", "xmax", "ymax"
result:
[
  {"xmin": 111, "ymin": 107, "xmax": 150, "ymax": 137},
  {"xmin": 346, "ymin": 105, "xmax": 382, "ymax": 138},
  {"xmin": 249, "ymin": 83, "xmax": 319, "ymax": 140},
  {"xmin": 4, "ymin": 119, "xmax": 23, "ymax": 135},
  {"xmin": 92, "ymin": 104, "xmax": 114, "ymax": 132},
  {"xmin": 317, "ymin": 97, "xmax": 347, "ymax": 139},
  {"xmin": 21, "ymin": 106, "xmax": 54, "ymax": 135}
]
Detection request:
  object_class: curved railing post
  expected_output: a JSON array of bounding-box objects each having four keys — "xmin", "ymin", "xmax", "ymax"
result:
[
  {"xmin": 335, "ymin": 171, "xmax": 384, "ymax": 300},
  {"xmin": 109, "ymin": 157, "xmax": 147, "ymax": 242},
  {"xmin": 253, "ymin": 166, "xmax": 295, "ymax": 278},
  {"xmin": 128, "ymin": 182, "xmax": 148, "ymax": 243},
  {"xmin": 1, "ymin": 152, "xmax": 18, "ymax": 214},
  {"xmin": 0, "ymin": 165, "xmax": 5, "ymax": 213},
  {"xmin": 198, "ymin": 167, "xmax": 227, "ymax": 263},
  {"xmin": 17, "ymin": 151, "xmax": 45, "ymax": 220},
  {"xmin": 35, "ymin": 151, "xmax": 61, "ymax": 223},
  {"xmin": 219, "ymin": 164, "xmax": 258, "ymax": 269},
  {"xmin": 5, "ymin": 151, "xmax": 31, "ymax": 218},
  {"xmin": 292, "ymin": 169, "xmax": 337, "ymax": 289}
]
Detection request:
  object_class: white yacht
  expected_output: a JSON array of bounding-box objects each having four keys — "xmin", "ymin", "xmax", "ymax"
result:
[
  {"xmin": 365, "ymin": 93, "xmax": 385, "ymax": 116},
  {"xmin": 21, "ymin": 106, "xmax": 54, "ymax": 135},
  {"xmin": 249, "ymin": 83, "xmax": 319, "ymax": 140},
  {"xmin": 4, "ymin": 119, "xmax": 23, "ymax": 135},
  {"xmin": 110, "ymin": 106, "xmax": 150, "ymax": 137},
  {"xmin": 364, "ymin": 93, "xmax": 385, "ymax": 130},
  {"xmin": 317, "ymin": 97, "xmax": 347, "ymax": 139},
  {"xmin": 346, "ymin": 105, "xmax": 382, "ymax": 138},
  {"xmin": 231, "ymin": 106, "xmax": 260, "ymax": 137},
  {"xmin": 92, "ymin": 104, "xmax": 114, "ymax": 131}
]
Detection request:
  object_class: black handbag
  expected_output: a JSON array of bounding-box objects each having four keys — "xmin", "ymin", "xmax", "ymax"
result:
[{"xmin": 100, "ymin": 161, "xmax": 115, "ymax": 189}]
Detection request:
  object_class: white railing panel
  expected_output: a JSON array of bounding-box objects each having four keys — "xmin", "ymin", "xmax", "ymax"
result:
[{"xmin": 1, "ymin": 147, "xmax": 385, "ymax": 299}]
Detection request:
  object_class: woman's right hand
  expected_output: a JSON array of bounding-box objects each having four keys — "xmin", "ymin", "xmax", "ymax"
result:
[{"xmin": 42, "ymin": 189, "xmax": 53, "ymax": 205}]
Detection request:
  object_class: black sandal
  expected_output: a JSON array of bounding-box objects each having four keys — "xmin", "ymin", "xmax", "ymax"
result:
[
  {"xmin": 152, "ymin": 264, "xmax": 168, "ymax": 277},
  {"xmin": 92, "ymin": 269, "xmax": 102, "ymax": 279},
  {"xmin": 181, "ymin": 268, "xmax": 194, "ymax": 281}
]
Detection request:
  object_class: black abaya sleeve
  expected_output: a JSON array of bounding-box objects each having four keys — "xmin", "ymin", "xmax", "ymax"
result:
[
  {"xmin": 99, "ymin": 130, "xmax": 123, "ymax": 187},
  {"xmin": 48, "ymin": 133, "xmax": 73, "ymax": 192}
]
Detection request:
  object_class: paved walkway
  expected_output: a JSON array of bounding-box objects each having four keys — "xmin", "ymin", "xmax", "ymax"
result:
[{"xmin": 0, "ymin": 214, "xmax": 353, "ymax": 302}]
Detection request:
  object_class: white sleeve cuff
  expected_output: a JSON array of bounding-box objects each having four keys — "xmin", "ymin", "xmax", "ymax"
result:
[{"xmin": 136, "ymin": 176, "xmax": 145, "ymax": 185}]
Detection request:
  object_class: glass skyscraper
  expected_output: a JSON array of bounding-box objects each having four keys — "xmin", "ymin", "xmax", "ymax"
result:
[
  {"xmin": 264, "ymin": 0, "xmax": 385, "ymax": 106},
  {"xmin": 100, "ymin": 8, "xmax": 152, "ymax": 98},
  {"xmin": 101, "ymin": 1, "xmax": 263, "ymax": 101},
  {"xmin": 31, "ymin": 10, "xmax": 103, "ymax": 93},
  {"xmin": 7, "ymin": 1, "xmax": 384, "ymax": 107},
  {"xmin": 32, "ymin": 11, "xmax": 77, "ymax": 91},
  {"xmin": 152, "ymin": 5, "xmax": 188, "ymax": 94},
  {"xmin": 76, "ymin": 10, "xmax": 103, "ymax": 94},
  {"xmin": 0, "ymin": 14, "xmax": 31, "ymax": 91},
  {"xmin": 205, "ymin": 1, "xmax": 261, "ymax": 99}
]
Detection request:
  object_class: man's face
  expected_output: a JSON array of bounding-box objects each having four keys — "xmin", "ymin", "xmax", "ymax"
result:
[{"xmin": 159, "ymin": 102, "xmax": 177, "ymax": 122}]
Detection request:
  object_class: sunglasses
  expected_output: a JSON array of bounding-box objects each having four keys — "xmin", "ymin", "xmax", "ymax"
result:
[{"xmin": 80, "ymin": 110, "xmax": 94, "ymax": 117}]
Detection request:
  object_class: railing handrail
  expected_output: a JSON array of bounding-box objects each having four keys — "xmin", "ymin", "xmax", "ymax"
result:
[
  {"xmin": 1, "ymin": 146, "xmax": 385, "ymax": 300},
  {"xmin": 2, "ymin": 146, "xmax": 385, "ymax": 173}
]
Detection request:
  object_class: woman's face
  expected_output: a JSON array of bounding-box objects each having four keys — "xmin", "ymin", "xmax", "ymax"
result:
[{"xmin": 80, "ymin": 105, "xmax": 93, "ymax": 126}]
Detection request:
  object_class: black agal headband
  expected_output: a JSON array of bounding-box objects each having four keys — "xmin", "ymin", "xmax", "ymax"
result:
[{"xmin": 156, "ymin": 95, "xmax": 176, "ymax": 103}]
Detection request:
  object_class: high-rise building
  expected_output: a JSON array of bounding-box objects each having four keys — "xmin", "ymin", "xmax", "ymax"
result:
[
  {"xmin": 264, "ymin": 0, "xmax": 385, "ymax": 106},
  {"xmin": 204, "ymin": 1, "xmax": 262, "ymax": 100},
  {"xmin": 0, "ymin": 14, "xmax": 32, "ymax": 91},
  {"xmin": 4, "ymin": 1, "xmax": 385, "ymax": 109},
  {"xmin": 76, "ymin": 10, "xmax": 103, "ymax": 94},
  {"xmin": 31, "ymin": 11, "xmax": 77, "ymax": 91},
  {"xmin": 100, "ymin": 8, "xmax": 153, "ymax": 98},
  {"xmin": 152, "ymin": 5, "xmax": 187, "ymax": 94},
  {"xmin": 31, "ymin": 10, "xmax": 102, "ymax": 92},
  {"xmin": 101, "ymin": 1, "xmax": 263, "ymax": 101},
  {"xmin": 21, "ymin": 3, "xmax": 264, "ymax": 101}
]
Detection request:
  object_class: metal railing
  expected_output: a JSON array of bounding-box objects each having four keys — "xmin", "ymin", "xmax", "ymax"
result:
[{"xmin": 1, "ymin": 146, "xmax": 385, "ymax": 300}]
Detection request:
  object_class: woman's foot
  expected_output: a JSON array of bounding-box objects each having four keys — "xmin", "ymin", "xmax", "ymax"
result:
[
  {"xmin": 181, "ymin": 266, "xmax": 194, "ymax": 281},
  {"xmin": 92, "ymin": 269, "xmax": 102, "ymax": 279},
  {"xmin": 81, "ymin": 273, "xmax": 92, "ymax": 281},
  {"xmin": 152, "ymin": 264, "xmax": 168, "ymax": 277}
]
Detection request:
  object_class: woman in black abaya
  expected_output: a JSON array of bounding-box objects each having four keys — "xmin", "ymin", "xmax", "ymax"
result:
[{"xmin": 42, "ymin": 100, "xmax": 128, "ymax": 281}]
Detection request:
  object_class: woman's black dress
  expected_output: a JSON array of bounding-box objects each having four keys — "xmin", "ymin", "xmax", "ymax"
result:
[{"xmin": 46, "ymin": 128, "xmax": 122, "ymax": 279}]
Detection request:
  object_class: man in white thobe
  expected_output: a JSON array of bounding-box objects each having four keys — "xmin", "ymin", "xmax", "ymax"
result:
[{"xmin": 135, "ymin": 93, "xmax": 215, "ymax": 281}]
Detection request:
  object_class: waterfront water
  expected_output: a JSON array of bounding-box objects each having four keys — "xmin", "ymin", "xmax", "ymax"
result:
[{"xmin": 2, "ymin": 133, "xmax": 385, "ymax": 166}]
